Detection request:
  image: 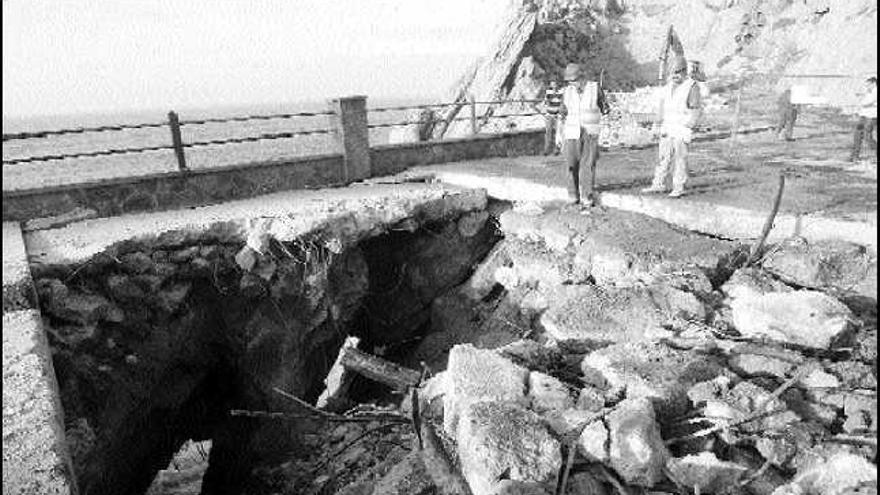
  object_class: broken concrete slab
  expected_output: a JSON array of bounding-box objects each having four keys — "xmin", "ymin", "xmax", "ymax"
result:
[
  {"xmin": 666, "ymin": 452, "xmax": 749, "ymax": 494},
  {"xmin": 457, "ymin": 401, "xmax": 561, "ymax": 495},
  {"xmin": 540, "ymin": 407, "xmax": 610, "ymax": 464},
  {"xmin": 841, "ymin": 392, "xmax": 878, "ymax": 434},
  {"xmin": 20, "ymin": 184, "xmax": 493, "ymax": 494},
  {"xmin": 528, "ymin": 371, "xmax": 574, "ymax": 413},
  {"xmin": 491, "ymin": 237, "xmax": 593, "ymax": 291},
  {"xmin": 24, "ymin": 183, "xmax": 488, "ymax": 268},
  {"xmin": 770, "ymin": 452, "xmax": 877, "ymax": 495},
  {"xmin": 755, "ymin": 422, "xmax": 824, "ymax": 469},
  {"xmin": 762, "ymin": 238, "xmax": 877, "ymax": 300},
  {"xmin": 316, "ymin": 336, "xmax": 361, "ymax": 411},
  {"xmin": 606, "ymin": 397, "xmax": 670, "ymax": 487},
  {"xmin": 443, "ymin": 344, "xmax": 530, "ymax": 436},
  {"xmin": 598, "ymin": 192, "xmax": 877, "ymax": 254},
  {"xmin": 703, "ymin": 381, "xmax": 802, "ymax": 436},
  {"xmin": 720, "ymin": 267, "xmax": 793, "ymax": 301},
  {"xmin": 581, "ymin": 341, "xmax": 727, "ymax": 419},
  {"xmin": 578, "ymin": 417, "xmax": 610, "ymax": 464},
  {"xmin": 539, "ymin": 284, "xmax": 705, "ymax": 345},
  {"xmin": 497, "ymin": 208, "xmax": 742, "ymax": 286},
  {"xmin": 728, "ymin": 290, "xmax": 855, "ymax": 349},
  {"xmin": 725, "ymin": 343, "xmax": 805, "ymax": 379}
]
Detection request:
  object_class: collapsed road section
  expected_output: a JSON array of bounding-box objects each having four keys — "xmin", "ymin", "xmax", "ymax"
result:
[
  {"xmin": 5, "ymin": 179, "xmax": 876, "ymax": 495},
  {"xmin": 239, "ymin": 202, "xmax": 877, "ymax": 495},
  {"xmin": 12, "ymin": 181, "xmax": 497, "ymax": 495}
]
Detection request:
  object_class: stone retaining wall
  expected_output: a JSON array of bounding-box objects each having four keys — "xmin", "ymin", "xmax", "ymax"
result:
[{"xmin": 3, "ymin": 131, "xmax": 544, "ymax": 225}]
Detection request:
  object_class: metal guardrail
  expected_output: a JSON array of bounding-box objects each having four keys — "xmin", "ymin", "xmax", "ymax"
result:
[
  {"xmin": 2, "ymin": 99, "xmax": 544, "ymax": 169},
  {"xmin": 1, "ymin": 90, "xmax": 757, "ymax": 171},
  {"xmin": 2, "ymin": 109, "xmax": 338, "ymax": 169}
]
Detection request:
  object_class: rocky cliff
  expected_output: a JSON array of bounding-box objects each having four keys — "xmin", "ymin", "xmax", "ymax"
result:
[{"xmin": 422, "ymin": 0, "xmax": 877, "ymax": 139}]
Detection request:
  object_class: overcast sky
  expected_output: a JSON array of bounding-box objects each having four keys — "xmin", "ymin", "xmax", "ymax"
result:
[{"xmin": 2, "ymin": 0, "xmax": 507, "ymax": 117}]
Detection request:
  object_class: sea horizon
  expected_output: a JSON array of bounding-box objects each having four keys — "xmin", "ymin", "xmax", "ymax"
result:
[{"xmin": 2, "ymin": 94, "xmax": 441, "ymax": 134}]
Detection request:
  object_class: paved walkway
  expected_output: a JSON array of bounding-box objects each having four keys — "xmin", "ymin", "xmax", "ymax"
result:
[{"xmin": 410, "ymin": 122, "xmax": 877, "ymax": 251}]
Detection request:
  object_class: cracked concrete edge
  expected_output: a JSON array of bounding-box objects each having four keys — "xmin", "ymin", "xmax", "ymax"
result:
[
  {"xmin": 420, "ymin": 171, "xmax": 877, "ymax": 254},
  {"xmin": 23, "ymin": 182, "xmax": 488, "ymax": 267},
  {"xmin": 3, "ymin": 224, "xmax": 77, "ymax": 494},
  {"xmin": 599, "ymin": 193, "xmax": 877, "ymax": 254},
  {"xmin": 4, "ymin": 222, "xmax": 33, "ymax": 288}
]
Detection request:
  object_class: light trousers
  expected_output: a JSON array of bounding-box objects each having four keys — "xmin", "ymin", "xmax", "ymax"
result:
[{"xmin": 651, "ymin": 135, "xmax": 689, "ymax": 191}]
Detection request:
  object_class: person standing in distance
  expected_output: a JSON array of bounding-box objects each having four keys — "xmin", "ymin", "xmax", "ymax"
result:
[
  {"xmin": 776, "ymin": 87, "xmax": 799, "ymax": 141},
  {"xmin": 642, "ymin": 55, "xmax": 702, "ymax": 198},
  {"xmin": 542, "ymin": 79, "xmax": 564, "ymax": 155},
  {"xmin": 851, "ymin": 75, "xmax": 877, "ymax": 162},
  {"xmin": 559, "ymin": 62, "xmax": 609, "ymax": 206}
]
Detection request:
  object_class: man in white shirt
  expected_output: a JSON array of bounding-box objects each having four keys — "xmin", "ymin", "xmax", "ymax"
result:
[
  {"xmin": 559, "ymin": 63, "xmax": 609, "ymax": 206},
  {"xmin": 851, "ymin": 75, "xmax": 877, "ymax": 162},
  {"xmin": 641, "ymin": 56, "xmax": 702, "ymax": 198}
]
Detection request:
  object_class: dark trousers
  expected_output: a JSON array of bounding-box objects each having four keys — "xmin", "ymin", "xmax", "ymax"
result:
[
  {"xmin": 563, "ymin": 132, "xmax": 599, "ymax": 203},
  {"xmin": 851, "ymin": 116, "xmax": 877, "ymax": 161},
  {"xmin": 544, "ymin": 114, "xmax": 559, "ymax": 155},
  {"xmin": 776, "ymin": 104, "xmax": 798, "ymax": 140}
]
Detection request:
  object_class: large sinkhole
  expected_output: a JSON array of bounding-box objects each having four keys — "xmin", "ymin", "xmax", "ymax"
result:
[{"xmin": 32, "ymin": 201, "xmax": 507, "ymax": 495}]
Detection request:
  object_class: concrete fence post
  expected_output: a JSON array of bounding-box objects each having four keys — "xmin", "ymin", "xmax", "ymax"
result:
[{"xmin": 329, "ymin": 95, "xmax": 371, "ymax": 183}]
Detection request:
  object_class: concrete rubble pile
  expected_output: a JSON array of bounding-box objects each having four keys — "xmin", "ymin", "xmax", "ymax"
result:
[{"xmin": 327, "ymin": 204, "xmax": 877, "ymax": 495}]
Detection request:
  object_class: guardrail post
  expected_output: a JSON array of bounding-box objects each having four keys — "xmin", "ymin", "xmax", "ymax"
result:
[
  {"xmin": 329, "ymin": 95, "xmax": 371, "ymax": 183},
  {"xmin": 469, "ymin": 94, "xmax": 477, "ymax": 135},
  {"xmin": 168, "ymin": 111, "xmax": 187, "ymax": 171}
]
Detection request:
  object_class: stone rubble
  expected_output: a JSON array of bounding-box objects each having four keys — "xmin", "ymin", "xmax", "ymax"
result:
[
  {"xmin": 329, "ymin": 203, "xmax": 877, "ymax": 495},
  {"xmin": 23, "ymin": 187, "xmax": 876, "ymax": 494}
]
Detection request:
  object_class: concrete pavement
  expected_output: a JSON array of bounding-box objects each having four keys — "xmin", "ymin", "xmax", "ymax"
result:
[{"xmin": 409, "ymin": 125, "xmax": 877, "ymax": 252}]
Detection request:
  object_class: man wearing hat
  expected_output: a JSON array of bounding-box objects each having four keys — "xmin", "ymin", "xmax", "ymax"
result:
[
  {"xmin": 851, "ymin": 75, "xmax": 877, "ymax": 162},
  {"xmin": 559, "ymin": 62, "xmax": 609, "ymax": 206},
  {"xmin": 642, "ymin": 55, "xmax": 702, "ymax": 198}
]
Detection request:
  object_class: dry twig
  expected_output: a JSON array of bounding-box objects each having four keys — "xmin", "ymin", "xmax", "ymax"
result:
[{"xmin": 746, "ymin": 173, "xmax": 785, "ymax": 266}]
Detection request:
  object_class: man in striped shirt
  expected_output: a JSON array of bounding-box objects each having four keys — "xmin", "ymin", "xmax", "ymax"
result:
[{"xmin": 543, "ymin": 80, "xmax": 563, "ymax": 155}]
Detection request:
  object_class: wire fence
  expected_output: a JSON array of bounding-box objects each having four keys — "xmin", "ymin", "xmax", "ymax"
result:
[
  {"xmin": 1, "ymin": 87, "xmax": 784, "ymax": 180},
  {"xmin": 2, "ymin": 109, "xmax": 338, "ymax": 168}
]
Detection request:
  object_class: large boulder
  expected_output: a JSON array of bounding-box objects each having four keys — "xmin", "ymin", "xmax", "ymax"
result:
[{"xmin": 457, "ymin": 401, "xmax": 561, "ymax": 495}]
